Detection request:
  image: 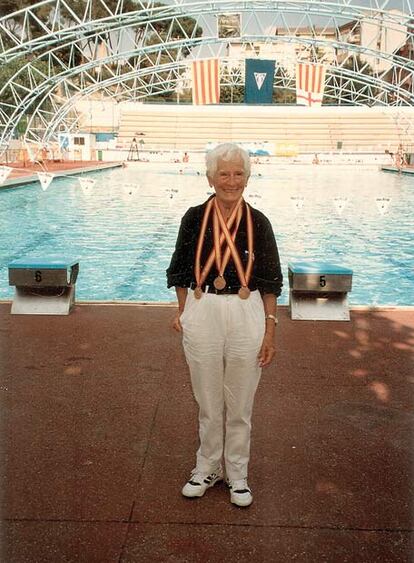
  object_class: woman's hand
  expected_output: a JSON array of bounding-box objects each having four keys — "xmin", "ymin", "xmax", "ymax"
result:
[
  {"xmin": 257, "ymin": 332, "xmax": 276, "ymax": 367},
  {"xmin": 173, "ymin": 287, "xmax": 188, "ymax": 332},
  {"xmin": 172, "ymin": 311, "xmax": 183, "ymax": 333}
]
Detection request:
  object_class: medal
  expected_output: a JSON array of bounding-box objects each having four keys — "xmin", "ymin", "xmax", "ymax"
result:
[
  {"xmin": 213, "ymin": 276, "xmax": 226, "ymax": 290},
  {"xmin": 238, "ymin": 287, "xmax": 251, "ymax": 300},
  {"xmin": 194, "ymin": 287, "xmax": 203, "ymax": 299}
]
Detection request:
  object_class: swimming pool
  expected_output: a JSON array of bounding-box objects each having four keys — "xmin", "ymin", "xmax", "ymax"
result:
[{"xmin": 0, "ymin": 163, "xmax": 413, "ymax": 306}]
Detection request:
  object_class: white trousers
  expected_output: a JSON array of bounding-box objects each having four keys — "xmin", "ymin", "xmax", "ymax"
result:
[{"xmin": 180, "ymin": 289, "xmax": 265, "ymax": 480}]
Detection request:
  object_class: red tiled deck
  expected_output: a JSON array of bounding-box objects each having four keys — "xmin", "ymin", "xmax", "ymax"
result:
[
  {"xmin": 0, "ymin": 160, "xmax": 123, "ymax": 188},
  {"xmin": 3, "ymin": 160, "xmax": 111, "ymax": 177},
  {"xmin": 1, "ymin": 302, "xmax": 413, "ymax": 562}
]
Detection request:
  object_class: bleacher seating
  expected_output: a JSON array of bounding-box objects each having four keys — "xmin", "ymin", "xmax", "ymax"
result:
[{"xmin": 115, "ymin": 104, "xmax": 414, "ymax": 153}]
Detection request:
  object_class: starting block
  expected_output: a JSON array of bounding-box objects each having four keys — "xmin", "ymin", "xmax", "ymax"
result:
[
  {"xmin": 288, "ymin": 261, "xmax": 353, "ymax": 321},
  {"xmin": 8, "ymin": 256, "xmax": 79, "ymax": 315}
]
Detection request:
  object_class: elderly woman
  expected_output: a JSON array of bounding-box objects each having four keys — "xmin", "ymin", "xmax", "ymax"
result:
[{"xmin": 166, "ymin": 143, "xmax": 282, "ymax": 507}]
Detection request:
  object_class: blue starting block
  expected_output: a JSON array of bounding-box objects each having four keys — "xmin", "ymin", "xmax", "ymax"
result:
[
  {"xmin": 288, "ymin": 261, "xmax": 353, "ymax": 321},
  {"xmin": 8, "ymin": 256, "xmax": 79, "ymax": 315}
]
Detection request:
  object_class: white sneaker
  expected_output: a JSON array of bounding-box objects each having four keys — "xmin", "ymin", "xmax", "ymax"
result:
[
  {"xmin": 181, "ymin": 469, "xmax": 223, "ymax": 498},
  {"xmin": 228, "ymin": 478, "xmax": 253, "ymax": 507}
]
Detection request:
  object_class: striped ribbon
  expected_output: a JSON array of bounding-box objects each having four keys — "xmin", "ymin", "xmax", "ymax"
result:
[
  {"xmin": 213, "ymin": 199, "xmax": 243, "ymax": 283},
  {"xmin": 194, "ymin": 197, "xmax": 241, "ymax": 292},
  {"xmin": 213, "ymin": 198, "xmax": 254, "ymax": 294}
]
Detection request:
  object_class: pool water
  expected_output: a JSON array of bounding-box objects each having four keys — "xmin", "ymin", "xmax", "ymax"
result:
[{"xmin": 0, "ymin": 163, "xmax": 413, "ymax": 306}]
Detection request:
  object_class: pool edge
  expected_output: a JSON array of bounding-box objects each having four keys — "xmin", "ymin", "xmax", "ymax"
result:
[{"xmin": 0, "ymin": 299, "xmax": 413, "ymax": 311}]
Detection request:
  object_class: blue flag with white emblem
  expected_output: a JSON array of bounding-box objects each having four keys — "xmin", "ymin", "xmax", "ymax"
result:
[{"xmin": 244, "ymin": 59, "xmax": 275, "ymax": 104}]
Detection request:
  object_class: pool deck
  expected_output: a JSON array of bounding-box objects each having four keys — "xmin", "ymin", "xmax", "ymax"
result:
[
  {"xmin": 381, "ymin": 165, "xmax": 414, "ymax": 176},
  {"xmin": 0, "ymin": 160, "xmax": 123, "ymax": 189},
  {"xmin": 1, "ymin": 302, "xmax": 413, "ymax": 562}
]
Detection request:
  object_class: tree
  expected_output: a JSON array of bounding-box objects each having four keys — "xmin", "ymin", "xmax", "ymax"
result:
[
  {"xmin": 335, "ymin": 54, "xmax": 379, "ymax": 104},
  {"xmin": 0, "ymin": 0, "xmax": 204, "ymax": 111},
  {"xmin": 65, "ymin": 0, "xmax": 137, "ymax": 20},
  {"xmin": 0, "ymin": 56, "xmax": 52, "ymax": 140},
  {"xmin": 220, "ymin": 65, "xmax": 244, "ymax": 104},
  {"xmin": 1, "ymin": 0, "xmax": 54, "ymax": 40},
  {"xmin": 0, "ymin": 1, "xmax": 21, "ymax": 18},
  {"xmin": 273, "ymin": 64, "xmax": 296, "ymax": 104},
  {"xmin": 63, "ymin": 1, "xmax": 203, "ymax": 100}
]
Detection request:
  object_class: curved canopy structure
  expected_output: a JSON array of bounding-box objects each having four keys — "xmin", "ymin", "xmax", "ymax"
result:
[{"xmin": 0, "ymin": 0, "xmax": 413, "ymax": 152}]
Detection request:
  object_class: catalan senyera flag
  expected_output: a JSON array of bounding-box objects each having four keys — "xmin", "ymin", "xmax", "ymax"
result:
[
  {"xmin": 296, "ymin": 63, "xmax": 326, "ymax": 107},
  {"xmin": 191, "ymin": 59, "xmax": 220, "ymax": 105},
  {"xmin": 244, "ymin": 59, "xmax": 275, "ymax": 104}
]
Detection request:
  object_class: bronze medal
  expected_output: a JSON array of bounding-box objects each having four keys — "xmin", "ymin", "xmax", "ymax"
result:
[
  {"xmin": 213, "ymin": 276, "xmax": 226, "ymax": 290},
  {"xmin": 238, "ymin": 286, "xmax": 251, "ymax": 300},
  {"xmin": 194, "ymin": 286, "xmax": 203, "ymax": 299}
]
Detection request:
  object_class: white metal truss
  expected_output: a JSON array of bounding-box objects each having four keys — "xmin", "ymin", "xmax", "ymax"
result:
[{"xmin": 0, "ymin": 0, "xmax": 413, "ymax": 152}]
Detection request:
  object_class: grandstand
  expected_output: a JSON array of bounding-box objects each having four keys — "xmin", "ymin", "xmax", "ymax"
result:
[{"xmin": 114, "ymin": 104, "xmax": 414, "ymax": 154}]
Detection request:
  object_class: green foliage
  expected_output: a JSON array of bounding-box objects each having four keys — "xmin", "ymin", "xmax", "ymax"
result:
[
  {"xmin": 67, "ymin": 0, "xmax": 137, "ymax": 20},
  {"xmin": 273, "ymin": 64, "xmax": 296, "ymax": 104},
  {"xmin": 1, "ymin": 1, "xmax": 204, "ymax": 106},
  {"xmin": 220, "ymin": 66, "xmax": 244, "ymax": 103},
  {"xmin": 62, "ymin": 1, "xmax": 203, "ymax": 100},
  {"xmin": 15, "ymin": 115, "xmax": 28, "ymax": 136},
  {"xmin": 0, "ymin": 0, "xmax": 48, "ymax": 17},
  {"xmin": 0, "ymin": 1, "xmax": 20, "ymax": 17},
  {"xmin": 341, "ymin": 54, "xmax": 374, "ymax": 75},
  {"xmin": 336, "ymin": 55, "xmax": 378, "ymax": 103},
  {"xmin": 220, "ymin": 83, "xmax": 244, "ymax": 104},
  {"xmin": 273, "ymin": 87, "xmax": 296, "ymax": 104},
  {"xmin": 1, "ymin": 0, "xmax": 53, "ymax": 39},
  {"xmin": 0, "ymin": 56, "xmax": 50, "ymax": 117},
  {"xmin": 148, "ymin": 92, "xmax": 174, "ymax": 103}
]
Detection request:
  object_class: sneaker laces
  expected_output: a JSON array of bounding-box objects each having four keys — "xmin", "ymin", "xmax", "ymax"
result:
[
  {"xmin": 229, "ymin": 478, "xmax": 251, "ymax": 494},
  {"xmin": 189, "ymin": 469, "xmax": 221, "ymax": 486},
  {"xmin": 188, "ymin": 472, "xmax": 205, "ymax": 486}
]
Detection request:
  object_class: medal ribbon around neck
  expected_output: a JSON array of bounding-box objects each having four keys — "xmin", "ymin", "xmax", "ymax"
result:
[
  {"xmin": 214, "ymin": 198, "xmax": 254, "ymax": 298},
  {"xmin": 213, "ymin": 199, "xmax": 243, "ymax": 289},
  {"xmin": 194, "ymin": 197, "xmax": 241, "ymax": 296}
]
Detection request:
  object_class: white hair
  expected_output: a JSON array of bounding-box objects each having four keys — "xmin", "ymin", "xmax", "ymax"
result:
[{"xmin": 205, "ymin": 143, "xmax": 251, "ymax": 178}]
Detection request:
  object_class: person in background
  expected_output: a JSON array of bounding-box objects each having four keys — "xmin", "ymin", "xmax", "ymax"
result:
[
  {"xmin": 166, "ymin": 143, "xmax": 283, "ymax": 507},
  {"xmin": 394, "ymin": 144, "xmax": 406, "ymax": 171}
]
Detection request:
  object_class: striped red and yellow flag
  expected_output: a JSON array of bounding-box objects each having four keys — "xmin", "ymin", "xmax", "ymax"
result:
[
  {"xmin": 296, "ymin": 63, "xmax": 326, "ymax": 107},
  {"xmin": 191, "ymin": 59, "xmax": 220, "ymax": 105}
]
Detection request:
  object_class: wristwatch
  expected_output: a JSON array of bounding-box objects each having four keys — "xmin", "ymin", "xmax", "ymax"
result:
[{"xmin": 265, "ymin": 314, "xmax": 278, "ymax": 325}]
